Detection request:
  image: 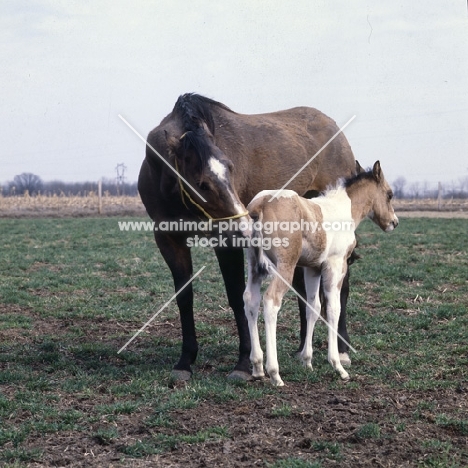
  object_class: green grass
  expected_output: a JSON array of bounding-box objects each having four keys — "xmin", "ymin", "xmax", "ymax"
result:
[
  {"xmin": 354, "ymin": 422, "xmax": 381, "ymax": 440},
  {"xmin": 0, "ymin": 217, "xmax": 467, "ymax": 465}
]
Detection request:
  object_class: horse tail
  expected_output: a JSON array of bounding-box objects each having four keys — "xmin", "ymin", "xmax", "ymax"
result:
[{"xmin": 249, "ymin": 210, "xmax": 275, "ymax": 279}]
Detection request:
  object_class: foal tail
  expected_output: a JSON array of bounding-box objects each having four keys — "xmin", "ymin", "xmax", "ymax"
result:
[{"xmin": 249, "ymin": 210, "xmax": 275, "ymax": 279}]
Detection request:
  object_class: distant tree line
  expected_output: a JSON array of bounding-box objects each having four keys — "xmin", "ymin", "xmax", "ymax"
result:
[
  {"xmin": 2, "ymin": 172, "xmax": 468, "ymax": 200},
  {"xmin": 1, "ymin": 173, "xmax": 138, "ymax": 197},
  {"xmin": 392, "ymin": 176, "xmax": 468, "ymax": 199}
]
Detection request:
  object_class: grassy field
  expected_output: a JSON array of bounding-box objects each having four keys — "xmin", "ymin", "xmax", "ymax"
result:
[{"xmin": 0, "ymin": 216, "xmax": 467, "ymax": 467}]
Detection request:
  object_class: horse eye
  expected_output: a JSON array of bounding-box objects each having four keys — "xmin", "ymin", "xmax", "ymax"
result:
[
  {"xmin": 199, "ymin": 182, "xmax": 210, "ymax": 191},
  {"xmin": 388, "ymin": 192, "xmax": 393, "ymax": 201}
]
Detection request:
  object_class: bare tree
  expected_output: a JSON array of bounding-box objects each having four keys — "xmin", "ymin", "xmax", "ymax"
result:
[
  {"xmin": 458, "ymin": 176, "xmax": 468, "ymax": 198},
  {"xmin": 392, "ymin": 176, "xmax": 407, "ymax": 199},
  {"xmin": 11, "ymin": 173, "xmax": 43, "ymax": 195},
  {"xmin": 4, "ymin": 175, "xmax": 139, "ymax": 197},
  {"xmin": 409, "ymin": 181, "xmax": 421, "ymax": 199}
]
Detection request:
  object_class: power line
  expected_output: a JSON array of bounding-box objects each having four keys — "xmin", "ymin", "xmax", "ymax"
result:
[{"xmin": 115, "ymin": 163, "xmax": 127, "ymax": 195}]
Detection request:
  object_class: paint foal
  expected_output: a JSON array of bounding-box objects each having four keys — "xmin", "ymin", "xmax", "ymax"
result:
[{"xmin": 243, "ymin": 161, "xmax": 398, "ymax": 386}]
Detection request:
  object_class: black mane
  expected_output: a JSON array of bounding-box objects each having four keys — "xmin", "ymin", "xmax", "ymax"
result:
[
  {"xmin": 344, "ymin": 168, "xmax": 374, "ymax": 188},
  {"xmin": 174, "ymin": 93, "xmax": 233, "ymax": 135},
  {"xmin": 173, "ymin": 93, "xmax": 234, "ymax": 170}
]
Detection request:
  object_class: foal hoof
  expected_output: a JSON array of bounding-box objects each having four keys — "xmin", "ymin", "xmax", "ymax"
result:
[
  {"xmin": 339, "ymin": 353, "xmax": 352, "ymax": 367},
  {"xmin": 170, "ymin": 369, "xmax": 192, "ymax": 382},
  {"xmin": 227, "ymin": 370, "xmax": 253, "ymax": 382},
  {"xmin": 340, "ymin": 371, "xmax": 350, "ymax": 381}
]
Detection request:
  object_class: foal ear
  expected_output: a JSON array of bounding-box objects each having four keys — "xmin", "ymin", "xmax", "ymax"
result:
[
  {"xmin": 372, "ymin": 161, "xmax": 382, "ymax": 183},
  {"xmin": 355, "ymin": 160, "xmax": 365, "ymax": 174}
]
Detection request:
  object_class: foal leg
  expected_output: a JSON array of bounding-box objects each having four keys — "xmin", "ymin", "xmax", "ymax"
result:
[
  {"xmin": 292, "ymin": 267, "xmax": 308, "ymax": 354},
  {"xmin": 299, "ymin": 268, "xmax": 321, "ymax": 370},
  {"xmin": 243, "ymin": 253, "xmax": 264, "ymax": 379},
  {"xmin": 338, "ymin": 250, "xmax": 359, "ymax": 366},
  {"xmin": 338, "ymin": 266, "xmax": 352, "ymax": 366},
  {"xmin": 322, "ymin": 259, "xmax": 350, "ymax": 381},
  {"xmin": 263, "ymin": 267, "xmax": 294, "ymax": 387}
]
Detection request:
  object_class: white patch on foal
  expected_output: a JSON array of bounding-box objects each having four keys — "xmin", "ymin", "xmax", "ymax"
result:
[{"xmin": 251, "ymin": 189, "xmax": 297, "ymax": 204}]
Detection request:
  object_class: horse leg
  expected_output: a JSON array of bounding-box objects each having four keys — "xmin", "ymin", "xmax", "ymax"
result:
[
  {"xmin": 153, "ymin": 233, "xmax": 197, "ymax": 381},
  {"xmin": 243, "ymin": 250, "xmax": 264, "ymax": 379},
  {"xmin": 214, "ymin": 246, "xmax": 252, "ymax": 380},
  {"xmin": 263, "ymin": 266, "xmax": 294, "ymax": 387},
  {"xmin": 300, "ymin": 268, "xmax": 321, "ymax": 370},
  {"xmin": 292, "ymin": 267, "xmax": 308, "ymax": 354},
  {"xmin": 322, "ymin": 259, "xmax": 350, "ymax": 381},
  {"xmin": 338, "ymin": 266, "xmax": 352, "ymax": 366}
]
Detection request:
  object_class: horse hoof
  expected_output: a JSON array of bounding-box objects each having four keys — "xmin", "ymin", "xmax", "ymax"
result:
[
  {"xmin": 339, "ymin": 353, "xmax": 351, "ymax": 367},
  {"xmin": 227, "ymin": 370, "xmax": 253, "ymax": 381},
  {"xmin": 340, "ymin": 372, "xmax": 350, "ymax": 381},
  {"xmin": 171, "ymin": 369, "xmax": 192, "ymax": 382},
  {"xmin": 272, "ymin": 379, "xmax": 285, "ymax": 387}
]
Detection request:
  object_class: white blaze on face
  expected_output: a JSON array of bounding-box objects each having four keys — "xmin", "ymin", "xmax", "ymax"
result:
[
  {"xmin": 208, "ymin": 157, "xmax": 247, "ymax": 218},
  {"xmin": 208, "ymin": 157, "xmax": 227, "ymax": 182}
]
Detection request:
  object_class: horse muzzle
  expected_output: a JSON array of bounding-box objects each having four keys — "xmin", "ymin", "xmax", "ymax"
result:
[{"xmin": 386, "ymin": 216, "xmax": 399, "ymax": 232}]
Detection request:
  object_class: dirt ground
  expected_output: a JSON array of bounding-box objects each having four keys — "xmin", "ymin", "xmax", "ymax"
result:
[
  {"xmin": 1, "ymin": 307, "xmax": 467, "ymax": 468},
  {"xmin": 30, "ymin": 383, "xmax": 465, "ymax": 468},
  {"xmin": 397, "ymin": 210, "xmax": 468, "ymax": 219}
]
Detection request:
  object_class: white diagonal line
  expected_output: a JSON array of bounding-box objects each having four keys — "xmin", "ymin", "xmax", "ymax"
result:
[
  {"xmin": 268, "ymin": 115, "xmax": 356, "ymax": 202},
  {"xmin": 118, "ymin": 114, "xmax": 207, "ymax": 203},
  {"xmin": 117, "ymin": 266, "xmax": 206, "ymax": 354},
  {"xmin": 269, "ymin": 265, "xmax": 357, "ymax": 354}
]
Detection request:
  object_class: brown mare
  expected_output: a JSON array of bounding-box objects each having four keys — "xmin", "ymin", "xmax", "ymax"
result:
[
  {"xmin": 243, "ymin": 161, "xmax": 399, "ymax": 386},
  {"xmin": 138, "ymin": 93, "xmax": 356, "ymax": 380}
]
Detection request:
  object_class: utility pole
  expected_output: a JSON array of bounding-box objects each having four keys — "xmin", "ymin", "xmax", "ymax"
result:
[
  {"xmin": 115, "ymin": 163, "xmax": 127, "ymax": 196},
  {"xmin": 438, "ymin": 182, "xmax": 442, "ymax": 211}
]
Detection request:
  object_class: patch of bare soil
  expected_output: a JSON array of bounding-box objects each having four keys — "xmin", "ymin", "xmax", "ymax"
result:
[
  {"xmin": 2, "ymin": 306, "xmax": 467, "ymax": 467},
  {"xmin": 156, "ymin": 385, "xmax": 467, "ymax": 468},
  {"xmin": 397, "ymin": 210, "xmax": 468, "ymax": 219},
  {"xmin": 394, "ymin": 198, "xmax": 468, "ymax": 213},
  {"xmin": 20, "ymin": 382, "xmax": 468, "ymax": 468}
]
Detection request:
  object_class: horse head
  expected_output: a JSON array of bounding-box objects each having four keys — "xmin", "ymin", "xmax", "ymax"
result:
[
  {"xmin": 164, "ymin": 121, "xmax": 249, "ymax": 228},
  {"xmin": 366, "ymin": 161, "xmax": 399, "ymax": 232}
]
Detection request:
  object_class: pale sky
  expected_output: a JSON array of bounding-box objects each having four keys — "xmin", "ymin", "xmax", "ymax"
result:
[{"xmin": 1, "ymin": 1, "xmax": 467, "ymax": 190}]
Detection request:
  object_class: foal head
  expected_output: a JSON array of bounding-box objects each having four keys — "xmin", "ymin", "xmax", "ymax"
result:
[
  {"xmin": 350, "ymin": 161, "xmax": 399, "ymax": 232},
  {"xmin": 366, "ymin": 161, "xmax": 399, "ymax": 231}
]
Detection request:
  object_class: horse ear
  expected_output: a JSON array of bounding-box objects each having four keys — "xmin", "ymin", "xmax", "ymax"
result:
[
  {"xmin": 355, "ymin": 160, "xmax": 364, "ymax": 174},
  {"xmin": 165, "ymin": 130, "xmax": 181, "ymax": 154},
  {"xmin": 372, "ymin": 161, "xmax": 382, "ymax": 182}
]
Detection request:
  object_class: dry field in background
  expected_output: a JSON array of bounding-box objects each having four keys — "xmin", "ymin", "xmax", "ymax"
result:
[
  {"xmin": 1, "ymin": 194, "xmax": 467, "ymax": 218},
  {"xmin": 0, "ymin": 194, "xmax": 146, "ymax": 218}
]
